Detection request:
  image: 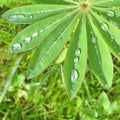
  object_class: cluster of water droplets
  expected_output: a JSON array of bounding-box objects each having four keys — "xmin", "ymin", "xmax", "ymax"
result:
[
  {"xmin": 70, "ymin": 48, "xmax": 81, "ymax": 96},
  {"xmin": 8, "ymin": 14, "xmax": 35, "ymax": 22},
  {"xmin": 12, "ymin": 29, "xmax": 44, "ymax": 51}
]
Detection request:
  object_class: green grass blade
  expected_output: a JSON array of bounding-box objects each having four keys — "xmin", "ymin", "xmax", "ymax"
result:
[
  {"xmin": 64, "ymin": 17, "xmax": 87, "ymax": 98},
  {"xmin": 9, "ymin": 10, "xmax": 78, "ymax": 53},
  {"xmin": 2, "ymin": 4, "xmax": 78, "ymax": 24},
  {"xmin": 27, "ymin": 13, "xmax": 79, "ymax": 79},
  {"xmin": 92, "ymin": 12, "xmax": 120, "ymax": 59},
  {"xmin": 87, "ymin": 16, "xmax": 113, "ymax": 87}
]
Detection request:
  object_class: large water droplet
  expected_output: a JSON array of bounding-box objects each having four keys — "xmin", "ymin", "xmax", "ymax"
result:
[
  {"xmin": 12, "ymin": 43, "xmax": 22, "ymax": 51},
  {"xmin": 8, "ymin": 14, "xmax": 25, "ymax": 22},
  {"xmin": 24, "ymin": 37, "xmax": 31, "ymax": 43},
  {"xmin": 107, "ymin": 10, "xmax": 115, "ymax": 17},
  {"xmin": 101, "ymin": 23, "xmax": 109, "ymax": 31},
  {"xmin": 71, "ymin": 69, "xmax": 79, "ymax": 83},
  {"xmin": 92, "ymin": 36, "xmax": 97, "ymax": 43},
  {"xmin": 32, "ymin": 32, "xmax": 39, "ymax": 38},
  {"xmin": 75, "ymin": 48, "xmax": 81, "ymax": 56}
]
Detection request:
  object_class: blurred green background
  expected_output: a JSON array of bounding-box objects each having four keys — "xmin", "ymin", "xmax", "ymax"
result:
[{"xmin": 0, "ymin": 0, "xmax": 120, "ymax": 120}]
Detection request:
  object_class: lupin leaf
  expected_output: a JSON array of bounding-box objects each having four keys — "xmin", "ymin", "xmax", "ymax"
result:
[
  {"xmin": 64, "ymin": 17, "xmax": 87, "ymax": 98},
  {"xmin": 87, "ymin": 16, "xmax": 113, "ymax": 87},
  {"xmin": 2, "ymin": 4, "xmax": 77, "ymax": 24},
  {"xmin": 2, "ymin": 0, "xmax": 120, "ymax": 98},
  {"xmin": 27, "ymin": 13, "xmax": 79, "ymax": 79},
  {"xmin": 92, "ymin": 12, "xmax": 120, "ymax": 59},
  {"xmin": 9, "ymin": 10, "xmax": 78, "ymax": 53}
]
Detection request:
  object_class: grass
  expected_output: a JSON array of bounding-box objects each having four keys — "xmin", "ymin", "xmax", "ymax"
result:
[{"xmin": 0, "ymin": 1, "xmax": 120, "ymax": 120}]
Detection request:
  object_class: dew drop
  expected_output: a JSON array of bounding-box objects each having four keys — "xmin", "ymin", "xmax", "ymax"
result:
[
  {"xmin": 29, "ymin": 15, "xmax": 33, "ymax": 19},
  {"xmin": 101, "ymin": 23, "xmax": 109, "ymax": 31},
  {"xmin": 8, "ymin": 14, "xmax": 25, "ymax": 22},
  {"xmin": 74, "ymin": 57, "xmax": 79, "ymax": 63},
  {"xmin": 104, "ymin": 84, "xmax": 109, "ymax": 89},
  {"xmin": 71, "ymin": 69, "xmax": 79, "ymax": 83},
  {"xmin": 107, "ymin": 10, "xmax": 115, "ymax": 17},
  {"xmin": 32, "ymin": 32, "xmax": 39, "ymax": 38},
  {"xmin": 24, "ymin": 37, "xmax": 31, "ymax": 43},
  {"xmin": 12, "ymin": 43, "xmax": 22, "ymax": 51},
  {"xmin": 92, "ymin": 36, "xmax": 97, "ymax": 43},
  {"xmin": 75, "ymin": 48, "xmax": 81, "ymax": 56}
]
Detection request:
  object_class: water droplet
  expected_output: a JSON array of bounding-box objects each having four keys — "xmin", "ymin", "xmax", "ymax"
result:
[
  {"xmin": 74, "ymin": 57, "xmax": 79, "ymax": 63},
  {"xmin": 107, "ymin": 10, "xmax": 115, "ymax": 17},
  {"xmin": 75, "ymin": 48, "xmax": 81, "ymax": 56},
  {"xmin": 32, "ymin": 32, "xmax": 39, "ymax": 38},
  {"xmin": 24, "ymin": 37, "xmax": 31, "ymax": 43},
  {"xmin": 111, "ymin": 36, "xmax": 115, "ymax": 41},
  {"xmin": 101, "ymin": 23, "xmax": 109, "ymax": 31},
  {"xmin": 71, "ymin": 69, "xmax": 79, "ymax": 83},
  {"xmin": 92, "ymin": 36, "xmax": 97, "ymax": 43},
  {"xmin": 12, "ymin": 43, "xmax": 22, "ymax": 51},
  {"xmin": 29, "ymin": 15, "xmax": 33, "ymax": 19},
  {"xmin": 104, "ymin": 84, "xmax": 109, "ymax": 89},
  {"xmin": 8, "ymin": 14, "xmax": 25, "ymax": 22}
]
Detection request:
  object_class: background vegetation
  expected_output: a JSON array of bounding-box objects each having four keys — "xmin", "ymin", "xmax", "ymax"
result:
[{"xmin": 0, "ymin": 0, "xmax": 120, "ymax": 120}]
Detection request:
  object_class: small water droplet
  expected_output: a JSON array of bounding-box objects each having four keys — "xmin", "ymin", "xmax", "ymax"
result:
[
  {"xmin": 111, "ymin": 36, "xmax": 115, "ymax": 40},
  {"xmin": 104, "ymin": 84, "xmax": 109, "ymax": 89},
  {"xmin": 71, "ymin": 69, "xmax": 79, "ymax": 83},
  {"xmin": 12, "ymin": 43, "xmax": 22, "ymax": 51},
  {"xmin": 32, "ymin": 32, "xmax": 39, "ymax": 38},
  {"xmin": 74, "ymin": 57, "xmax": 79, "ymax": 63},
  {"xmin": 101, "ymin": 23, "xmax": 109, "ymax": 31},
  {"xmin": 75, "ymin": 48, "xmax": 81, "ymax": 56},
  {"xmin": 8, "ymin": 14, "xmax": 25, "ymax": 22},
  {"xmin": 24, "ymin": 37, "xmax": 31, "ymax": 43},
  {"xmin": 92, "ymin": 36, "xmax": 97, "ymax": 43},
  {"xmin": 29, "ymin": 15, "xmax": 33, "ymax": 19},
  {"xmin": 107, "ymin": 10, "xmax": 115, "ymax": 17}
]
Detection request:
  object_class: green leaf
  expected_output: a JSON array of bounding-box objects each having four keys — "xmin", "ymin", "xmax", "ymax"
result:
[
  {"xmin": 98, "ymin": 91, "xmax": 110, "ymax": 110},
  {"xmin": 87, "ymin": 16, "xmax": 113, "ymax": 87},
  {"xmin": 2, "ymin": 4, "xmax": 77, "ymax": 24},
  {"xmin": 92, "ymin": 12, "xmax": 120, "ymax": 59},
  {"xmin": 94, "ymin": 0, "xmax": 120, "ymax": 7},
  {"xmin": 93, "ymin": 7, "xmax": 120, "ymax": 24},
  {"xmin": 27, "ymin": 13, "xmax": 79, "ymax": 79},
  {"xmin": 63, "ymin": 17, "xmax": 87, "ymax": 98},
  {"xmin": 9, "ymin": 10, "xmax": 78, "ymax": 53}
]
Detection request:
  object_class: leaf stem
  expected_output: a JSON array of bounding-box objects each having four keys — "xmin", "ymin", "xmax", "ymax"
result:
[{"xmin": 0, "ymin": 55, "xmax": 23, "ymax": 103}]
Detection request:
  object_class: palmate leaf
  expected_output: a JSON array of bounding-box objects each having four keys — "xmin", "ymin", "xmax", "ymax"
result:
[{"xmin": 2, "ymin": 0, "xmax": 120, "ymax": 98}]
